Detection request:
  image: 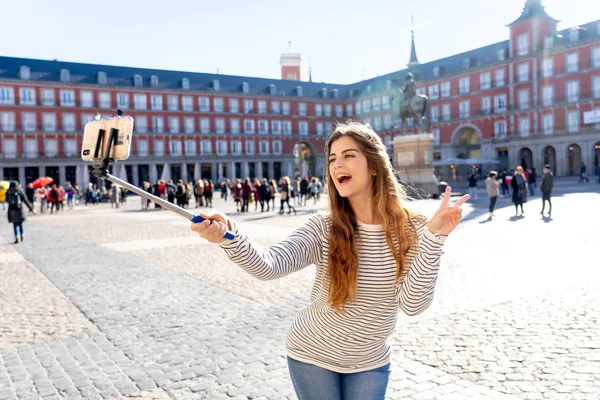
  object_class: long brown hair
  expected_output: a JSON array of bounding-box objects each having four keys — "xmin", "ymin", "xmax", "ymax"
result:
[{"xmin": 324, "ymin": 122, "xmax": 419, "ymax": 312}]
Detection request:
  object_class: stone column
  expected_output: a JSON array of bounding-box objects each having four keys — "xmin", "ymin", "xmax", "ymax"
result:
[
  {"xmin": 256, "ymin": 161, "xmax": 263, "ymax": 180},
  {"xmin": 194, "ymin": 162, "xmax": 201, "ymax": 181},
  {"xmin": 149, "ymin": 164, "xmax": 158, "ymax": 183},
  {"xmin": 0, "ymin": 167, "xmax": 4, "ymax": 180},
  {"xmin": 211, "ymin": 162, "xmax": 218, "ymax": 183},
  {"xmin": 76, "ymin": 165, "xmax": 84, "ymax": 187},
  {"xmin": 392, "ymin": 133, "xmax": 437, "ymax": 196},
  {"xmin": 162, "ymin": 162, "xmax": 171, "ymax": 182},
  {"xmin": 217, "ymin": 162, "xmax": 224, "ymax": 181},
  {"xmin": 81, "ymin": 164, "xmax": 90, "ymax": 188},
  {"xmin": 18, "ymin": 167, "xmax": 26, "ymax": 186},
  {"xmin": 132, "ymin": 164, "xmax": 139, "ymax": 187},
  {"xmin": 268, "ymin": 161, "xmax": 275, "ymax": 180},
  {"xmin": 59, "ymin": 165, "xmax": 66, "ymax": 186},
  {"xmin": 181, "ymin": 164, "xmax": 188, "ymax": 183},
  {"xmin": 241, "ymin": 161, "xmax": 249, "ymax": 179},
  {"xmin": 286, "ymin": 160, "xmax": 294, "ymax": 177},
  {"xmin": 229, "ymin": 161, "xmax": 235, "ymax": 181}
]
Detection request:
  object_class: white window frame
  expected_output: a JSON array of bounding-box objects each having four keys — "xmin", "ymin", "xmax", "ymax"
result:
[
  {"xmin": 442, "ymin": 104, "xmax": 451, "ymax": 121},
  {"xmin": 151, "ymin": 94, "xmax": 163, "ymax": 110},
  {"xmin": 315, "ymin": 104, "xmax": 323, "ymax": 117},
  {"xmin": 494, "ymin": 94, "xmax": 507, "ymax": 113},
  {"xmin": 182, "ymin": 96, "xmax": 194, "ymax": 111},
  {"xmin": 479, "ymin": 73, "xmax": 491, "ymax": 91},
  {"xmin": 245, "ymin": 140, "xmax": 255, "ymax": 155},
  {"xmin": 283, "ymin": 120, "xmax": 292, "ymax": 135},
  {"xmin": 272, "ymin": 140, "xmax": 282, "ymax": 155},
  {"xmin": 231, "ymin": 140, "xmax": 242, "ymax": 155},
  {"xmin": 19, "ymin": 87, "xmax": 36, "ymax": 106},
  {"xmin": 335, "ymin": 104, "xmax": 344, "ymax": 117},
  {"xmin": 384, "ymin": 114, "xmax": 392, "ymax": 129},
  {"xmin": 80, "ymin": 91, "xmax": 93, "ymax": 108},
  {"xmin": 431, "ymin": 106, "xmax": 440, "ymax": 122},
  {"xmin": 542, "ymin": 58, "xmax": 553, "ymax": 78},
  {"xmin": 199, "ymin": 97, "xmax": 210, "ymax": 112},
  {"xmin": 566, "ymin": 81, "xmax": 579, "ymax": 103},
  {"xmin": 428, "ymin": 84, "xmax": 440, "ymax": 99},
  {"xmin": 542, "ymin": 85, "xmax": 554, "ymax": 107},
  {"xmin": 244, "ymin": 119, "xmax": 255, "ymax": 134},
  {"xmin": 184, "ymin": 117, "xmax": 194, "ymax": 134},
  {"xmin": 60, "ymin": 90, "xmax": 75, "ymax": 107},
  {"xmin": 22, "ymin": 112, "xmax": 36, "ymax": 131},
  {"xmin": 517, "ymin": 33, "xmax": 529, "ymax": 56},
  {"xmin": 185, "ymin": 139, "xmax": 196, "ymax": 156},
  {"xmin": 169, "ymin": 139, "xmax": 182, "ymax": 156},
  {"xmin": 135, "ymin": 116, "xmax": 148, "ymax": 133},
  {"xmin": 299, "ymin": 121, "xmax": 308, "ymax": 136},
  {"xmin": 41, "ymin": 88, "xmax": 54, "ymax": 106},
  {"xmin": 0, "ymin": 112, "xmax": 16, "ymax": 131},
  {"xmin": 259, "ymin": 140, "xmax": 269, "ymax": 155},
  {"xmin": 154, "ymin": 139, "xmax": 165, "ymax": 157},
  {"xmin": 271, "ymin": 120, "xmax": 281, "ymax": 135},
  {"xmin": 542, "ymin": 114, "xmax": 554, "ymax": 135},
  {"xmin": 282, "ymin": 101, "xmax": 291, "ymax": 115},
  {"xmin": 272, "ymin": 100, "xmax": 281, "ymax": 114},
  {"xmin": 258, "ymin": 119, "xmax": 269, "ymax": 134},
  {"xmin": 298, "ymin": 102, "xmax": 307, "ymax": 116},
  {"xmin": 244, "ymin": 99, "xmax": 253, "ymax": 114},
  {"xmin": 215, "ymin": 118, "xmax": 225, "ymax": 134},
  {"xmin": 481, "ymin": 97, "xmax": 491, "ymax": 115},
  {"xmin": 134, "ymin": 94, "xmax": 147, "ymax": 110},
  {"xmin": 216, "ymin": 140, "xmax": 228, "ymax": 155},
  {"xmin": 214, "ymin": 97, "xmax": 224, "ymax": 112},
  {"xmin": 593, "ymin": 47, "xmax": 600, "ymax": 68},
  {"xmin": 495, "ymin": 69, "xmax": 505, "ymax": 87},
  {"xmin": 44, "ymin": 138, "xmax": 58, "ymax": 157},
  {"xmin": 518, "ymin": 89, "xmax": 529, "ymax": 110},
  {"xmin": 459, "ymin": 77, "xmax": 470, "ymax": 94},
  {"xmin": 62, "ymin": 113, "xmax": 76, "ymax": 132},
  {"xmin": 98, "ymin": 92, "xmax": 111, "ymax": 109},
  {"xmin": 168, "ymin": 95, "xmax": 179, "ymax": 111},
  {"xmin": 24, "ymin": 138, "xmax": 37, "ymax": 158},
  {"xmin": 229, "ymin": 98, "xmax": 239, "ymax": 113},
  {"xmin": 230, "ymin": 118, "xmax": 240, "ymax": 134},
  {"xmin": 346, "ymin": 104, "xmax": 353, "ymax": 116},
  {"xmin": 117, "ymin": 93, "xmax": 129, "ymax": 109},
  {"xmin": 567, "ymin": 110, "xmax": 579, "ymax": 133},
  {"xmin": 316, "ymin": 122, "xmax": 324, "ymax": 135},
  {"xmin": 42, "ymin": 113, "xmax": 57, "ymax": 132},
  {"xmin": 152, "ymin": 116, "xmax": 164, "ymax": 133},
  {"xmin": 0, "ymin": 86, "xmax": 15, "ymax": 105},
  {"xmin": 324, "ymin": 104, "xmax": 332, "ymax": 117},
  {"xmin": 494, "ymin": 120, "xmax": 507, "ymax": 138},
  {"xmin": 169, "ymin": 116, "xmax": 180, "ymax": 134},
  {"xmin": 517, "ymin": 63, "xmax": 529, "ymax": 83},
  {"xmin": 441, "ymin": 81, "xmax": 451, "ymax": 97},
  {"xmin": 201, "ymin": 140, "xmax": 212, "ymax": 155},
  {"xmin": 200, "ymin": 118, "xmax": 210, "ymax": 134},
  {"xmin": 459, "ymin": 101, "xmax": 470, "ymax": 119},
  {"xmin": 566, "ymin": 52, "xmax": 579, "ymax": 73},
  {"xmin": 2, "ymin": 138, "xmax": 17, "ymax": 158},
  {"xmin": 137, "ymin": 139, "xmax": 149, "ymax": 157},
  {"xmin": 519, "ymin": 117, "xmax": 530, "ymax": 137},
  {"xmin": 593, "ymin": 77, "xmax": 600, "ymax": 99},
  {"xmin": 258, "ymin": 100, "xmax": 267, "ymax": 114}
]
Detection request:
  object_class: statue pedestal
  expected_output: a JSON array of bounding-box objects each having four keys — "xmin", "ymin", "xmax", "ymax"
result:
[{"xmin": 392, "ymin": 133, "xmax": 439, "ymax": 198}]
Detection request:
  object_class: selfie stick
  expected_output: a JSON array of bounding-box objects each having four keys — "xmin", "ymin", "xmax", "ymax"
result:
[{"xmin": 89, "ymin": 110, "xmax": 235, "ymax": 240}]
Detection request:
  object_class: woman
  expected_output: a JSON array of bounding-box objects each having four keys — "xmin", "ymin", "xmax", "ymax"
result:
[
  {"xmin": 191, "ymin": 122, "xmax": 468, "ymax": 399},
  {"xmin": 253, "ymin": 178, "xmax": 261, "ymax": 211},
  {"xmin": 204, "ymin": 179, "xmax": 214, "ymax": 207},
  {"xmin": 6, "ymin": 181, "xmax": 35, "ymax": 243},
  {"xmin": 511, "ymin": 166, "xmax": 528, "ymax": 216},
  {"xmin": 240, "ymin": 178, "xmax": 252, "ymax": 212},
  {"xmin": 194, "ymin": 180, "xmax": 205, "ymax": 208},
  {"xmin": 268, "ymin": 179, "xmax": 277, "ymax": 210},
  {"xmin": 279, "ymin": 176, "xmax": 297, "ymax": 215},
  {"xmin": 232, "ymin": 179, "xmax": 242, "ymax": 212}
]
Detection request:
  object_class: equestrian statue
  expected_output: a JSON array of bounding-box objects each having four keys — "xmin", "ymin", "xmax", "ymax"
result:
[{"xmin": 388, "ymin": 73, "xmax": 431, "ymax": 133}]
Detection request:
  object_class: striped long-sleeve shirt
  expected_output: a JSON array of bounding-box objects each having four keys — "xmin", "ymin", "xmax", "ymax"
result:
[{"xmin": 219, "ymin": 213, "xmax": 446, "ymax": 373}]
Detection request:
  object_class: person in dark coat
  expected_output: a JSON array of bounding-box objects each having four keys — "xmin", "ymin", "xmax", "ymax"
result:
[
  {"xmin": 540, "ymin": 164, "xmax": 554, "ymax": 217},
  {"xmin": 511, "ymin": 166, "xmax": 528, "ymax": 216},
  {"xmin": 6, "ymin": 181, "xmax": 35, "ymax": 243}
]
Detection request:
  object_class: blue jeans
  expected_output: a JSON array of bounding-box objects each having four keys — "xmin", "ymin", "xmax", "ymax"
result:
[
  {"xmin": 13, "ymin": 222, "xmax": 23, "ymax": 237},
  {"xmin": 287, "ymin": 357, "xmax": 390, "ymax": 400}
]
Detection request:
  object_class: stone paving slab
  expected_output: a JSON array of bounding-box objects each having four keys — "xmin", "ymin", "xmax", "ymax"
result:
[{"xmin": 0, "ymin": 237, "xmax": 97, "ymax": 350}]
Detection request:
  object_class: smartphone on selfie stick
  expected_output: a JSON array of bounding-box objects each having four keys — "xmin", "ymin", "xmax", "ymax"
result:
[{"xmin": 81, "ymin": 110, "xmax": 235, "ymax": 240}]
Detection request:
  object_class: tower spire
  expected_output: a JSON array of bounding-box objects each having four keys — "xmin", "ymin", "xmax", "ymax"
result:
[
  {"xmin": 407, "ymin": 14, "xmax": 420, "ymax": 67},
  {"xmin": 308, "ymin": 54, "xmax": 312, "ymax": 83}
]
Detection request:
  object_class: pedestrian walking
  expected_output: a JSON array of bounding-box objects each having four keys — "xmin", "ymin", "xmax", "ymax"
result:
[
  {"xmin": 540, "ymin": 164, "xmax": 554, "ymax": 217},
  {"xmin": 467, "ymin": 171, "xmax": 478, "ymax": 200},
  {"xmin": 511, "ymin": 166, "xmax": 528, "ymax": 216},
  {"xmin": 485, "ymin": 171, "xmax": 502, "ymax": 218},
  {"xmin": 578, "ymin": 163, "xmax": 589, "ymax": 183},
  {"xmin": 191, "ymin": 122, "xmax": 469, "ymax": 400},
  {"xmin": 6, "ymin": 181, "xmax": 35, "ymax": 243}
]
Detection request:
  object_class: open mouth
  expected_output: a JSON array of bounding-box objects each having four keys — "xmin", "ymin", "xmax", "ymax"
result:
[{"xmin": 337, "ymin": 174, "xmax": 352, "ymax": 185}]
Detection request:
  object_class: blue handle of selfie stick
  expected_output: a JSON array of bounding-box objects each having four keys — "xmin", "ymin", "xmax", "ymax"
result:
[{"xmin": 191, "ymin": 215, "xmax": 235, "ymax": 240}]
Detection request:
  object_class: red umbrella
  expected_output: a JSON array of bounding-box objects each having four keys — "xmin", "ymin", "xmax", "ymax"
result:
[{"xmin": 33, "ymin": 176, "xmax": 54, "ymax": 188}]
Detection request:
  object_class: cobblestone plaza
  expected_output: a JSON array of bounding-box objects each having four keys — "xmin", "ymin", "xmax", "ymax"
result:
[{"xmin": 1, "ymin": 181, "xmax": 599, "ymax": 400}]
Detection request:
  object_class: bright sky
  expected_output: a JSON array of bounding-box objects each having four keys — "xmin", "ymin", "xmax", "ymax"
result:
[{"xmin": 1, "ymin": 0, "xmax": 598, "ymax": 84}]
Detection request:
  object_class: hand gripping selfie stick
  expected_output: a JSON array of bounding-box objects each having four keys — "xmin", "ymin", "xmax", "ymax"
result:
[{"xmin": 88, "ymin": 110, "xmax": 235, "ymax": 240}]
